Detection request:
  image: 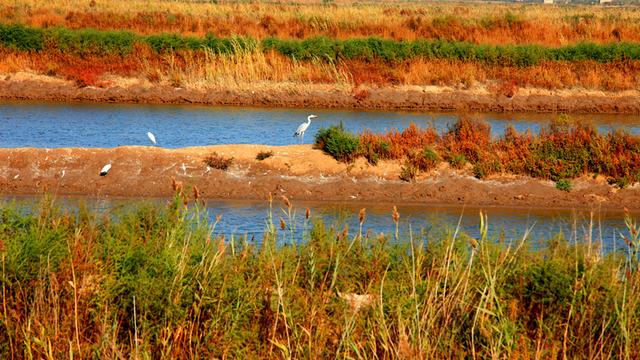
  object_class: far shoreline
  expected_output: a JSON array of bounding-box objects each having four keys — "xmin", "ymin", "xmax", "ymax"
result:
[{"xmin": 2, "ymin": 73, "xmax": 640, "ymax": 114}]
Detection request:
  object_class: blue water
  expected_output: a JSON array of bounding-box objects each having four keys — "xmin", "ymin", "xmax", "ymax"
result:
[
  {"xmin": 2, "ymin": 101, "xmax": 640, "ymax": 148},
  {"xmin": 3, "ymin": 196, "xmax": 630, "ymax": 253},
  {"xmin": 1, "ymin": 101, "xmax": 636, "ymax": 252},
  {"xmin": 200, "ymin": 201, "xmax": 628, "ymax": 253}
]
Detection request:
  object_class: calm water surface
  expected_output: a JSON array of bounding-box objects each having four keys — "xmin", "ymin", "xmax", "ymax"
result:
[
  {"xmin": 2, "ymin": 101, "xmax": 636, "ymax": 252},
  {"xmin": 2, "ymin": 101, "xmax": 640, "ymax": 148},
  {"xmin": 2, "ymin": 196, "xmax": 631, "ymax": 253}
]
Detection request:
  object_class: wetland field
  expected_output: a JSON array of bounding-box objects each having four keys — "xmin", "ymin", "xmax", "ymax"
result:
[{"xmin": 2, "ymin": 0, "xmax": 640, "ymax": 358}]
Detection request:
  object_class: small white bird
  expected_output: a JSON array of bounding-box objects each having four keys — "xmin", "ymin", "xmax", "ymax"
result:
[
  {"xmin": 100, "ymin": 163, "xmax": 112, "ymax": 176},
  {"xmin": 147, "ymin": 132, "xmax": 157, "ymax": 146},
  {"xmin": 294, "ymin": 114, "xmax": 318, "ymax": 144}
]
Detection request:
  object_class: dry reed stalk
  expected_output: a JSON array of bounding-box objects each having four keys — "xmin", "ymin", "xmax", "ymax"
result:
[{"xmin": 2, "ymin": 46, "xmax": 639, "ymax": 92}]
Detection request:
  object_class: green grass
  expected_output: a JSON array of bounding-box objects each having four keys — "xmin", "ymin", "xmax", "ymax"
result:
[
  {"xmin": 2, "ymin": 22, "xmax": 640, "ymax": 65},
  {"xmin": 1, "ymin": 195, "xmax": 640, "ymax": 357}
]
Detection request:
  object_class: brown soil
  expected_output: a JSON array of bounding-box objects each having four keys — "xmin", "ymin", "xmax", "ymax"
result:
[
  {"xmin": 1, "ymin": 73, "xmax": 639, "ymax": 113},
  {"xmin": 1, "ymin": 145, "xmax": 637, "ymax": 210}
]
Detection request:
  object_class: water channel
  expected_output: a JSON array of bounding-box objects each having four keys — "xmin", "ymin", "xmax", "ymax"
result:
[{"xmin": 1, "ymin": 101, "xmax": 637, "ymax": 252}]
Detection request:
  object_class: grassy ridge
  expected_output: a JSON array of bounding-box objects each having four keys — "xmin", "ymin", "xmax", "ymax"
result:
[
  {"xmin": 5, "ymin": 2, "xmax": 640, "ymax": 46},
  {"xmin": 316, "ymin": 117, "xmax": 640, "ymax": 187},
  {"xmin": 3, "ymin": 23, "xmax": 640, "ymax": 66},
  {"xmin": 1, "ymin": 195, "xmax": 640, "ymax": 357}
]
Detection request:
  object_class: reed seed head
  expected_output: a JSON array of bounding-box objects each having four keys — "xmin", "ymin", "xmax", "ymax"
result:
[
  {"xmin": 281, "ymin": 195, "xmax": 291, "ymax": 209},
  {"xmin": 358, "ymin": 208, "xmax": 366, "ymax": 225},
  {"xmin": 392, "ymin": 206, "xmax": 400, "ymax": 223},
  {"xmin": 280, "ymin": 217, "xmax": 286, "ymax": 230},
  {"xmin": 305, "ymin": 207, "xmax": 311, "ymax": 220},
  {"xmin": 468, "ymin": 236, "xmax": 479, "ymax": 250},
  {"xmin": 171, "ymin": 177, "xmax": 184, "ymax": 194}
]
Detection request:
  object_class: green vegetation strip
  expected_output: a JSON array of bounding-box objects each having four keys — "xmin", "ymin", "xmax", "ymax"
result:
[
  {"xmin": 1, "ymin": 196, "xmax": 640, "ymax": 356},
  {"xmin": 2, "ymin": 23, "xmax": 640, "ymax": 65}
]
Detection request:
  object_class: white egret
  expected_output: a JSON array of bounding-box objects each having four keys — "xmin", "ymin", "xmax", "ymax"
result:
[
  {"xmin": 100, "ymin": 163, "xmax": 112, "ymax": 176},
  {"xmin": 147, "ymin": 132, "xmax": 157, "ymax": 146},
  {"xmin": 294, "ymin": 114, "xmax": 318, "ymax": 144}
]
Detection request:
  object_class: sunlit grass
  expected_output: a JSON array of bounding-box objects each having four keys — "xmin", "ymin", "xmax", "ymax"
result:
[
  {"xmin": 3, "ymin": 0, "xmax": 640, "ymax": 45},
  {"xmin": 1, "ymin": 194, "xmax": 639, "ymax": 357}
]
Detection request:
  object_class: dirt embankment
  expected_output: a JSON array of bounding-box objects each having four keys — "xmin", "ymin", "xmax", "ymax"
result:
[
  {"xmin": 0, "ymin": 145, "xmax": 637, "ymax": 210},
  {"xmin": 1, "ymin": 73, "xmax": 640, "ymax": 113}
]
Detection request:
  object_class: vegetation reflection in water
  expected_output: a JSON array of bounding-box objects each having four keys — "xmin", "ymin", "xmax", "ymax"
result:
[
  {"xmin": 1, "ymin": 193, "xmax": 640, "ymax": 358},
  {"xmin": 3, "ymin": 194, "xmax": 630, "ymax": 253}
]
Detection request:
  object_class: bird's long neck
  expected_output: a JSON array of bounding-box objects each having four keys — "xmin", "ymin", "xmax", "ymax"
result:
[{"xmin": 307, "ymin": 116, "xmax": 313, "ymax": 124}]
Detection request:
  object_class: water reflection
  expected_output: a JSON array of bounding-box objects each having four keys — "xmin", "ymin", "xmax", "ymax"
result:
[{"xmin": 3, "ymin": 195, "xmax": 631, "ymax": 254}]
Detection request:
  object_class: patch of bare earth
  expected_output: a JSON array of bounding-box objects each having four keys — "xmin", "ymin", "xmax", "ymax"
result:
[
  {"xmin": 1, "ymin": 72, "xmax": 639, "ymax": 113},
  {"xmin": 0, "ymin": 145, "xmax": 637, "ymax": 210}
]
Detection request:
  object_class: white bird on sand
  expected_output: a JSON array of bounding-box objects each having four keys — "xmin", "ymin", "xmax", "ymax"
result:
[
  {"xmin": 147, "ymin": 132, "xmax": 157, "ymax": 146},
  {"xmin": 100, "ymin": 163, "xmax": 112, "ymax": 176},
  {"xmin": 294, "ymin": 114, "xmax": 318, "ymax": 144}
]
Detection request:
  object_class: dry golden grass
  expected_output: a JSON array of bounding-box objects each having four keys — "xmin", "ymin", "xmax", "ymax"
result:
[
  {"xmin": 3, "ymin": 0, "xmax": 640, "ymax": 44},
  {"xmin": 1, "ymin": 46, "xmax": 639, "ymax": 92}
]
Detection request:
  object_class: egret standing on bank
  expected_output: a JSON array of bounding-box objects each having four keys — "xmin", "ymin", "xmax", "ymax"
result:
[
  {"xmin": 294, "ymin": 114, "xmax": 317, "ymax": 144},
  {"xmin": 147, "ymin": 132, "xmax": 157, "ymax": 146}
]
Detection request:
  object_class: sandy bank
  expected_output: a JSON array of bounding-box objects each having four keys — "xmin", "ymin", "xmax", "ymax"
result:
[
  {"xmin": 0, "ymin": 145, "xmax": 637, "ymax": 210},
  {"xmin": 1, "ymin": 73, "xmax": 639, "ymax": 113}
]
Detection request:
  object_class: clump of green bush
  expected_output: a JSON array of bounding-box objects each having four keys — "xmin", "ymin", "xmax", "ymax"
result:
[
  {"xmin": 315, "ymin": 124, "xmax": 360, "ymax": 162},
  {"xmin": 555, "ymin": 178, "xmax": 572, "ymax": 192}
]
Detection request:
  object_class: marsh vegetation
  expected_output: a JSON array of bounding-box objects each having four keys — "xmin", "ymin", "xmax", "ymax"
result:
[{"xmin": 1, "ymin": 195, "xmax": 640, "ymax": 357}]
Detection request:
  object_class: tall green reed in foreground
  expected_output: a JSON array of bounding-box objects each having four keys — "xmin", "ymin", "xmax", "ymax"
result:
[{"xmin": 1, "ymin": 194, "xmax": 639, "ymax": 358}]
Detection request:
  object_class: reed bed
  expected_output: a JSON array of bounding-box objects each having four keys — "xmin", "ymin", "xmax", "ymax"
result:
[
  {"xmin": 1, "ymin": 35, "xmax": 639, "ymax": 91},
  {"xmin": 1, "ymin": 194, "xmax": 639, "ymax": 358},
  {"xmin": 2, "ymin": 1, "xmax": 640, "ymax": 92},
  {"xmin": 3, "ymin": 1, "xmax": 640, "ymax": 45}
]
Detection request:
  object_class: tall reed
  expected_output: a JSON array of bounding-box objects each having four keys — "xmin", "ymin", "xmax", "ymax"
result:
[{"xmin": 0, "ymin": 195, "xmax": 639, "ymax": 357}]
